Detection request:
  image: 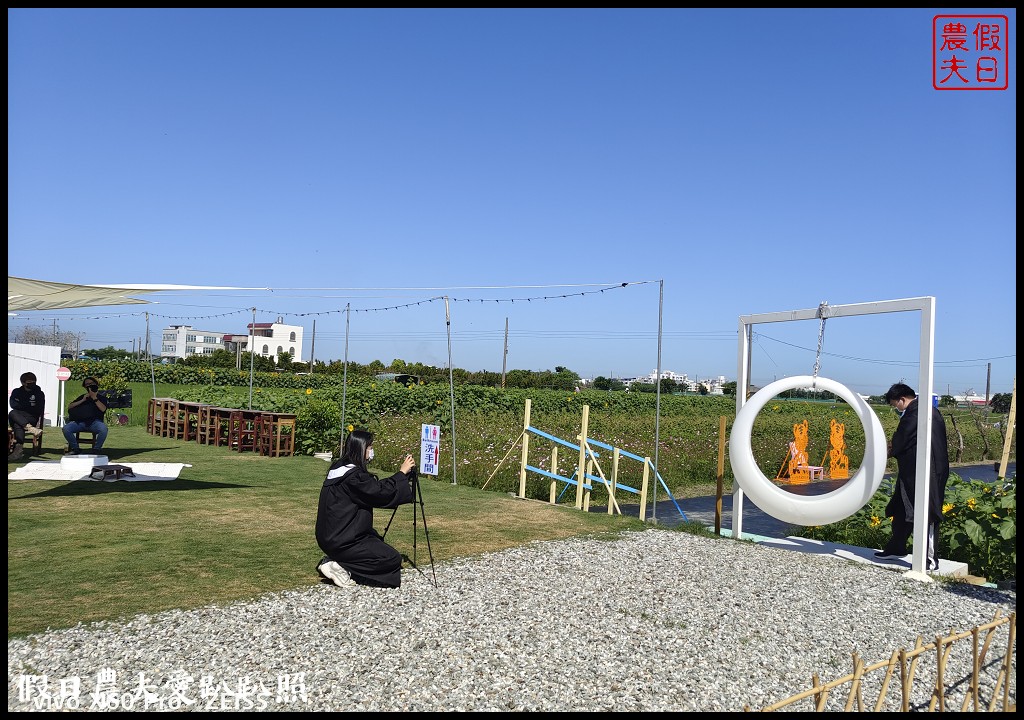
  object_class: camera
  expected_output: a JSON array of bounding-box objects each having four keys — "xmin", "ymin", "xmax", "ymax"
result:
[{"xmin": 86, "ymin": 384, "xmax": 99, "ymax": 392}]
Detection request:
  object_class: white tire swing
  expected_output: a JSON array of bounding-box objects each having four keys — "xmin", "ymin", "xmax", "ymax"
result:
[{"xmin": 729, "ymin": 375, "xmax": 887, "ymax": 526}]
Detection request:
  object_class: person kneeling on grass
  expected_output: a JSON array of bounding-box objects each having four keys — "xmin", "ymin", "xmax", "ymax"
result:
[{"xmin": 315, "ymin": 429, "xmax": 417, "ymax": 588}]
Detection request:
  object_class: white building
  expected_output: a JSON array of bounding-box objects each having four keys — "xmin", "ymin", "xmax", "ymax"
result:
[
  {"xmin": 637, "ymin": 369, "xmax": 691, "ymax": 386},
  {"xmin": 951, "ymin": 391, "xmax": 988, "ymax": 407},
  {"xmin": 626, "ymin": 370, "xmax": 728, "ymax": 394},
  {"xmin": 229, "ymin": 318, "xmax": 304, "ymax": 364},
  {"xmin": 162, "ymin": 318, "xmax": 304, "ymax": 363},
  {"xmin": 161, "ymin": 326, "xmax": 229, "ymax": 361}
]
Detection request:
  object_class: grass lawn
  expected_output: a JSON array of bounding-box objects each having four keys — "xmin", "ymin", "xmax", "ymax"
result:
[{"xmin": 8, "ymin": 423, "xmax": 648, "ymax": 638}]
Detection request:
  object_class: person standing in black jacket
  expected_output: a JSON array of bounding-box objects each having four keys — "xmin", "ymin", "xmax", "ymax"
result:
[
  {"xmin": 874, "ymin": 382, "xmax": 950, "ymax": 570},
  {"xmin": 315, "ymin": 430, "xmax": 417, "ymax": 588},
  {"xmin": 9, "ymin": 372, "xmax": 45, "ymax": 461}
]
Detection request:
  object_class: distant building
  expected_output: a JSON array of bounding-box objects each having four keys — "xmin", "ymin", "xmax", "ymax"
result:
[
  {"xmin": 622, "ymin": 370, "xmax": 728, "ymax": 394},
  {"xmin": 161, "ymin": 325, "xmax": 229, "ymax": 361},
  {"xmin": 233, "ymin": 317, "xmax": 304, "ymax": 364},
  {"xmin": 952, "ymin": 391, "xmax": 988, "ymax": 407},
  {"xmin": 162, "ymin": 317, "xmax": 304, "ymax": 363},
  {"xmin": 635, "ymin": 369, "xmax": 691, "ymax": 387}
]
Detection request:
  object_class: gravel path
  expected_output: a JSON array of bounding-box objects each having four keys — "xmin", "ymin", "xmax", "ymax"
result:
[{"xmin": 7, "ymin": 529, "xmax": 1016, "ymax": 712}]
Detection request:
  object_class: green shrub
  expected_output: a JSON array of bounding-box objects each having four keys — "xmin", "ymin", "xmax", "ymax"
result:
[
  {"xmin": 795, "ymin": 474, "xmax": 1016, "ymax": 582},
  {"xmin": 941, "ymin": 476, "xmax": 1016, "ymax": 581},
  {"xmin": 295, "ymin": 395, "xmax": 343, "ymax": 456}
]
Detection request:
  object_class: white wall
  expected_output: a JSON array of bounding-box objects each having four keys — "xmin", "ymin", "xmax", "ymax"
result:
[{"xmin": 7, "ymin": 343, "xmax": 62, "ymax": 427}]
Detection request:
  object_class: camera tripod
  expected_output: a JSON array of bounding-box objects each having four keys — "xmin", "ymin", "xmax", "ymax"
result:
[{"xmin": 382, "ymin": 468, "xmax": 438, "ymax": 587}]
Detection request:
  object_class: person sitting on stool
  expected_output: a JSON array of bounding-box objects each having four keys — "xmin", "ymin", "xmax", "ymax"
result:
[
  {"xmin": 9, "ymin": 371, "xmax": 45, "ymax": 462},
  {"xmin": 63, "ymin": 376, "xmax": 109, "ymax": 455}
]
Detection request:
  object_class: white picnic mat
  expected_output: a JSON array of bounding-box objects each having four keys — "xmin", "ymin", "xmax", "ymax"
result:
[{"xmin": 8, "ymin": 461, "xmax": 192, "ymax": 483}]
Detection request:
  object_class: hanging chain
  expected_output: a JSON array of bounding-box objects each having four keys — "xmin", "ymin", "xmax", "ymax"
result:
[{"xmin": 812, "ymin": 301, "xmax": 829, "ymax": 384}]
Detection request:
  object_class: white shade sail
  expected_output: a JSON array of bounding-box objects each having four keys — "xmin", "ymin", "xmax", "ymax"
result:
[
  {"xmin": 8, "ymin": 276, "xmax": 155, "ymax": 311},
  {"xmin": 8, "ymin": 276, "xmax": 266, "ymax": 311}
]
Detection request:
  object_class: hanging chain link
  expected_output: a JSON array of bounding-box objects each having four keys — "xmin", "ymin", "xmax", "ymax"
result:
[{"xmin": 812, "ymin": 301, "xmax": 829, "ymax": 383}]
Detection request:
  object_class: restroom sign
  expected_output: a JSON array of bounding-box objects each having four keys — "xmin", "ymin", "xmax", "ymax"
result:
[{"xmin": 419, "ymin": 424, "xmax": 440, "ymax": 476}]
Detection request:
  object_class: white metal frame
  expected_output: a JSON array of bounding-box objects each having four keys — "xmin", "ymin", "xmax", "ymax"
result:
[{"xmin": 734, "ymin": 297, "xmax": 937, "ymax": 581}]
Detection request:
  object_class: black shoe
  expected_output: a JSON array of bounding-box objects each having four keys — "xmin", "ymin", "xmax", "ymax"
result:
[
  {"xmin": 8, "ymin": 445, "xmax": 24, "ymax": 462},
  {"xmin": 873, "ymin": 550, "xmax": 906, "ymax": 560},
  {"xmin": 927, "ymin": 558, "xmax": 939, "ymax": 571},
  {"xmin": 64, "ymin": 449, "xmax": 79, "ymax": 456}
]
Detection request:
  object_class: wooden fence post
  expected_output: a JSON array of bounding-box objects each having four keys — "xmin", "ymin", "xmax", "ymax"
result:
[
  {"xmin": 518, "ymin": 399, "xmax": 531, "ymax": 499},
  {"xmin": 575, "ymin": 404, "xmax": 589, "ymax": 509}
]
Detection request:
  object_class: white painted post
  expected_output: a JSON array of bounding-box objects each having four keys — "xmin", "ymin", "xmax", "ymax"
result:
[
  {"xmin": 639, "ymin": 459, "xmax": 650, "ymax": 521},
  {"xmin": 518, "ymin": 399, "xmax": 531, "ymax": 499},
  {"xmin": 609, "ymin": 448, "xmax": 620, "ymax": 515},
  {"xmin": 997, "ymin": 377, "xmax": 1016, "ymax": 478},
  {"xmin": 575, "ymin": 404, "xmax": 589, "ymax": 509},
  {"xmin": 549, "ymin": 446, "xmax": 558, "ymax": 504}
]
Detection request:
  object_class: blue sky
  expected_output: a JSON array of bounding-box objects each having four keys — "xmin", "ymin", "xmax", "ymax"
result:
[{"xmin": 8, "ymin": 8, "xmax": 1016, "ymax": 397}]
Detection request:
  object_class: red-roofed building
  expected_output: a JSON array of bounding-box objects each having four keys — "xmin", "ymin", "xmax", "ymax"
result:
[{"xmin": 237, "ymin": 318, "xmax": 304, "ymax": 363}]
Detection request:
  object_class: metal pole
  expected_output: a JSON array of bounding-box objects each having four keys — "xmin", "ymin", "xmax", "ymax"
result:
[
  {"xmin": 652, "ymin": 280, "xmax": 663, "ymax": 524},
  {"xmin": 501, "ymin": 317, "xmax": 508, "ymax": 389},
  {"xmin": 910, "ymin": 298, "xmax": 936, "ymax": 578},
  {"xmin": 248, "ymin": 308, "xmax": 255, "ymax": 410},
  {"xmin": 445, "ymin": 296, "xmax": 457, "ymax": 485},
  {"xmin": 57, "ymin": 380, "xmax": 65, "ymax": 428},
  {"xmin": 146, "ymin": 312, "xmax": 156, "ymax": 398},
  {"xmin": 339, "ymin": 303, "xmax": 350, "ymax": 456}
]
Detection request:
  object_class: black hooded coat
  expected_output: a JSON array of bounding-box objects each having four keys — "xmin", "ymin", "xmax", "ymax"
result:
[
  {"xmin": 885, "ymin": 397, "xmax": 950, "ymax": 524},
  {"xmin": 315, "ymin": 461, "xmax": 414, "ymax": 587}
]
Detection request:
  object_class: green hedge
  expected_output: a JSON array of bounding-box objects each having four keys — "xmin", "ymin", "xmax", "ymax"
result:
[{"xmin": 65, "ymin": 361, "xmax": 1013, "ymax": 500}]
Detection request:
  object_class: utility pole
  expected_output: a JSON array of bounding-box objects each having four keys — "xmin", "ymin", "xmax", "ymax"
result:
[
  {"xmin": 985, "ymin": 362, "xmax": 991, "ymax": 402},
  {"xmin": 501, "ymin": 317, "xmax": 508, "ymax": 389},
  {"xmin": 248, "ymin": 308, "xmax": 256, "ymax": 410}
]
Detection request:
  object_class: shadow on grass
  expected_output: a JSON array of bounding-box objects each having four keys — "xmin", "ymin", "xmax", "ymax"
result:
[
  {"xmin": 26, "ymin": 447, "xmax": 192, "ymax": 461},
  {"xmin": 9, "ymin": 478, "xmax": 256, "ymax": 499}
]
